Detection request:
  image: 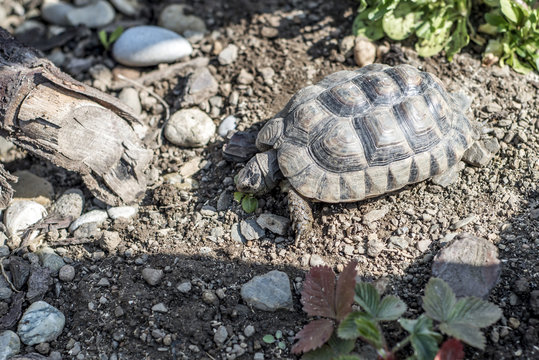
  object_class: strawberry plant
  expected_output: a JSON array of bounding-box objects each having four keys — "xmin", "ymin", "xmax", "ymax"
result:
[{"xmin": 292, "ymin": 262, "xmax": 502, "ymax": 359}]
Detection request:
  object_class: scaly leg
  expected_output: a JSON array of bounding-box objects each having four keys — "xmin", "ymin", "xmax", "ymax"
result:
[{"xmin": 287, "ymin": 189, "xmax": 314, "ymax": 244}]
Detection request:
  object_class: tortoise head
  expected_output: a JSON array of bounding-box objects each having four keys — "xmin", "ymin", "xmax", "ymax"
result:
[{"xmin": 236, "ymin": 150, "xmax": 283, "ymax": 194}]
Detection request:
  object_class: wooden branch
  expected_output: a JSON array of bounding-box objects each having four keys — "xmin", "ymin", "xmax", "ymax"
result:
[{"xmin": 0, "ymin": 27, "xmax": 152, "ymax": 208}]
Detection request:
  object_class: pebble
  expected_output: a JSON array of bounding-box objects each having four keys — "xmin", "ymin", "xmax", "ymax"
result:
[
  {"xmin": 243, "ymin": 325, "xmax": 255, "ymax": 337},
  {"xmin": 218, "ymin": 115, "xmax": 238, "ymax": 137},
  {"xmin": 176, "ymin": 281, "xmax": 192, "ymax": 293},
  {"xmin": 530, "ymin": 290, "xmax": 539, "ymax": 315},
  {"xmin": 12, "ymin": 170, "xmax": 54, "ymax": 206},
  {"xmin": 309, "ymin": 254, "xmax": 325, "ymax": 267},
  {"xmin": 259, "ymin": 67, "xmax": 275, "ymax": 85},
  {"xmin": 389, "ymin": 236, "xmax": 408, "ymax": 250},
  {"xmin": 112, "ymin": 26, "xmax": 193, "ymax": 67},
  {"xmin": 51, "ymin": 189, "xmax": 84, "ymax": 219},
  {"xmin": 142, "ymin": 268, "xmax": 163, "ymax": 286},
  {"xmin": 68, "ymin": 210, "xmax": 108, "ymax": 233},
  {"xmin": 0, "ymin": 330, "xmax": 20, "ymax": 360},
  {"xmin": 26, "ymin": 266, "xmax": 53, "ymax": 302},
  {"xmin": 109, "ymin": 0, "xmax": 139, "ymax": 16},
  {"xmin": 462, "ymin": 141, "xmax": 494, "ymax": 167},
  {"xmin": 164, "ymin": 108, "xmax": 215, "ymax": 147},
  {"xmin": 214, "ymin": 325, "xmax": 228, "ymax": 345},
  {"xmin": 367, "ymin": 234, "xmax": 385, "ymax": 257},
  {"xmin": 99, "ymin": 230, "xmax": 122, "ymax": 252},
  {"xmin": 118, "ymin": 87, "xmax": 141, "ymax": 115},
  {"xmin": 37, "ymin": 247, "xmax": 65, "ymax": 276},
  {"xmin": 182, "ymin": 67, "xmax": 218, "ymax": 105},
  {"xmin": 237, "ymin": 69, "xmax": 254, "ymax": 85},
  {"xmin": 202, "ymin": 290, "xmax": 218, "ymax": 304},
  {"xmin": 0, "ymin": 276, "xmax": 12, "ymax": 300},
  {"xmin": 452, "ymin": 214, "xmax": 477, "ymax": 230},
  {"xmin": 97, "ymin": 278, "xmax": 110, "ymax": 287},
  {"xmin": 66, "ymin": 0, "xmax": 115, "ymax": 28},
  {"xmin": 231, "ymin": 222, "xmax": 246, "ymax": 243},
  {"xmin": 256, "ymin": 214, "xmax": 290, "ymax": 236},
  {"xmin": 432, "ymin": 233, "xmax": 501, "ymax": 298},
  {"xmin": 41, "ymin": 0, "xmax": 73, "ymax": 26},
  {"xmin": 4, "ymin": 200, "xmax": 47, "ymax": 246},
  {"xmin": 339, "ymin": 35, "xmax": 355, "ymax": 57},
  {"xmin": 354, "ymin": 37, "xmax": 376, "ymax": 67},
  {"xmin": 253, "ymin": 353, "xmax": 264, "ymax": 360},
  {"xmin": 9, "ymin": 257, "xmax": 30, "ymax": 290},
  {"xmin": 240, "ymin": 270, "xmax": 293, "ymax": 311},
  {"xmin": 17, "ymin": 301, "xmax": 65, "ymax": 345},
  {"xmin": 240, "ymin": 219, "xmax": 265, "ymax": 241},
  {"xmin": 431, "ymin": 161, "xmax": 465, "ymax": 187},
  {"xmin": 218, "ymin": 44, "xmax": 239, "ymax": 65},
  {"xmin": 416, "ymin": 239, "xmax": 432, "ymax": 253},
  {"xmin": 363, "ymin": 206, "xmax": 389, "ymax": 223},
  {"xmin": 107, "ymin": 206, "xmax": 137, "ymax": 220},
  {"xmin": 152, "ymin": 303, "xmax": 168, "ymax": 313},
  {"xmin": 158, "ymin": 4, "xmax": 206, "ymax": 35},
  {"xmin": 58, "ymin": 265, "xmax": 75, "ymax": 282}
]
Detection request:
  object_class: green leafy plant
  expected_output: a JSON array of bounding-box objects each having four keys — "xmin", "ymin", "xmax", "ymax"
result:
[
  {"xmin": 98, "ymin": 26, "xmax": 124, "ymax": 51},
  {"xmin": 233, "ymin": 191, "xmax": 258, "ymax": 213},
  {"xmin": 353, "ymin": 0, "xmax": 539, "ymax": 73},
  {"xmin": 263, "ymin": 330, "xmax": 287, "ymax": 350},
  {"xmin": 292, "ymin": 261, "xmax": 502, "ymax": 359}
]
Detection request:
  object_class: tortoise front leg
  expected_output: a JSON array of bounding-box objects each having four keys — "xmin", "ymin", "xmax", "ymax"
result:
[{"xmin": 287, "ymin": 189, "xmax": 314, "ymax": 244}]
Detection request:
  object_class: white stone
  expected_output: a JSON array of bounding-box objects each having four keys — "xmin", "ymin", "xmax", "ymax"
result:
[
  {"xmin": 17, "ymin": 301, "xmax": 65, "ymax": 345},
  {"xmin": 118, "ymin": 87, "xmax": 141, "ymax": 115},
  {"xmin": 112, "ymin": 26, "xmax": 193, "ymax": 67},
  {"xmin": 256, "ymin": 213, "xmax": 290, "ymax": 236},
  {"xmin": 158, "ymin": 4, "xmax": 206, "ymax": 35},
  {"xmin": 218, "ymin": 44, "xmax": 238, "ymax": 65},
  {"xmin": 107, "ymin": 206, "xmax": 137, "ymax": 220},
  {"xmin": 218, "ymin": 115, "xmax": 237, "ymax": 137},
  {"xmin": 4, "ymin": 200, "xmax": 47, "ymax": 246},
  {"xmin": 0, "ymin": 330, "xmax": 20, "ymax": 360},
  {"xmin": 66, "ymin": 0, "xmax": 115, "ymax": 28},
  {"xmin": 68, "ymin": 209, "xmax": 108, "ymax": 233},
  {"xmin": 164, "ymin": 108, "xmax": 215, "ymax": 147}
]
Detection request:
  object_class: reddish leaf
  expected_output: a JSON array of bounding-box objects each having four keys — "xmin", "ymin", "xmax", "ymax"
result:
[
  {"xmin": 335, "ymin": 260, "xmax": 358, "ymax": 321},
  {"xmin": 292, "ymin": 318, "xmax": 335, "ymax": 354},
  {"xmin": 435, "ymin": 338, "xmax": 465, "ymax": 360},
  {"xmin": 301, "ymin": 265, "xmax": 337, "ymax": 318}
]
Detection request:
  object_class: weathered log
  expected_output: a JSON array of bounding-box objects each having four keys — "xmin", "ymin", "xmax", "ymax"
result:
[{"xmin": 0, "ymin": 27, "xmax": 152, "ymax": 208}]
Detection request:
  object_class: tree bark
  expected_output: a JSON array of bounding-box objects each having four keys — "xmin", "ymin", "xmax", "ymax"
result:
[{"xmin": 0, "ymin": 27, "xmax": 152, "ymax": 208}]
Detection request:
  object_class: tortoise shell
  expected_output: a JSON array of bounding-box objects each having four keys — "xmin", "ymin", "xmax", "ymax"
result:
[{"xmin": 256, "ymin": 64, "xmax": 475, "ymax": 203}]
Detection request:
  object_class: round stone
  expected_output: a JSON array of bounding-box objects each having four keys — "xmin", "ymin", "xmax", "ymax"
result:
[
  {"xmin": 158, "ymin": 4, "xmax": 206, "ymax": 35},
  {"xmin": 68, "ymin": 210, "xmax": 108, "ymax": 233},
  {"xmin": 3, "ymin": 200, "xmax": 47, "ymax": 247},
  {"xmin": 41, "ymin": 0, "xmax": 74, "ymax": 26},
  {"xmin": 142, "ymin": 268, "xmax": 163, "ymax": 286},
  {"xmin": 0, "ymin": 330, "xmax": 20, "ymax": 360},
  {"xmin": 17, "ymin": 301, "xmax": 65, "ymax": 346},
  {"xmin": 164, "ymin": 108, "xmax": 215, "ymax": 147},
  {"xmin": 218, "ymin": 115, "xmax": 237, "ymax": 137},
  {"xmin": 58, "ymin": 265, "xmax": 75, "ymax": 282},
  {"xmin": 112, "ymin": 26, "xmax": 193, "ymax": 67},
  {"xmin": 66, "ymin": 0, "xmax": 115, "ymax": 28}
]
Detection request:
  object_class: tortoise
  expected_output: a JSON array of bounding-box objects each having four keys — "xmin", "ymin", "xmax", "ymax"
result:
[{"xmin": 236, "ymin": 63, "xmax": 487, "ymax": 241}]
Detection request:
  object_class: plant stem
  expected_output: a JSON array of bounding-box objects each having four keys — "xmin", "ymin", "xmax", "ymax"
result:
[{"xmin": 390, "ymin": 335, "xmax": 411, "ymax": 355}]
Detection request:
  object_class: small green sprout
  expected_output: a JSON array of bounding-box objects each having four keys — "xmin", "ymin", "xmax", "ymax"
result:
[
  {"xmin": 263, "ymin": 330, "xmax": 287, "ymax": 350},
  {"xmin": 98, "ymin": 26, "xmax": 124, "ymax": 51},
  {"xmin": 233, "ymin": 192, "xmax": 258, "ymax": 213}
]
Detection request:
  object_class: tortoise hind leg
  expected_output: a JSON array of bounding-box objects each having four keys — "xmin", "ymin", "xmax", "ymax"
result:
[{"xmin": 287, "ymin": 189, "xmax": 314, "ymax": 244}]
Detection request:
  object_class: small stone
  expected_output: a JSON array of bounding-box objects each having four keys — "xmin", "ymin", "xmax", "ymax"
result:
[
  {"xmin": 12, "ymin": 170, "xmax": 54, "ymax": 206},
  {"xmin": 354, "ymin": 37, "xmax": 376, "ymax": 67},
  {"xmin": 218, "ymin": 44, "xmax": 238, "ymax": 65},
  {"xmin": 112, "ymin": 26, "xmax": 192, "ymax": 67},
  {"xmin": 0, "ymin": 330, "xmax": 20, "ymax": 360},
  {"xmin": 240, "ymin": 219, "xmax": 265, "ymax": 241},
  {"xmin": 99, "ymin": 231, "xmax": 122, "ymax": 252},
  {"xmin": 152, "ymin": 303, "xmax": 168, "ymax": 313},
  {"xmin": 462, "ymin": 141, "xmax": 494, "ymax": 167},
  {"xmin": 431, "ymin": 162, "xmax": 465, "ymax": 187},
  {"xmin": 218, "ymin": 115, "xmax": 238, "ymax": 137},
  {"xmin": 452, "ymin": 214, "xmax": 477, "ymax": 230},
  {"xmin": 182, "ymin": 67, "xmax": 218, "ymax": 106},
  {"xmin": 416, "ymin": 239, "xmax": 432, "ymax": 253},
  {"xmin": 367, "ymin": 235, "xmax": 385, "ymax": 257},
  {"xmin": 58, "ymin": 265, "xmax": 75, "ymax": 282},
  {"xmin": 309, "ymin": 254, "xmax": 325, "ymax": 267},
  {"xmin": 68, "ymin": 210, "xmax": 108, "ymax": 233},
  {"xmin": 363, "ymin": 206, "xmax": 389, "ymax": 223},
  {"xmin": 243, "ymin": 325, "xmax": 255, "ymax": 337},
  {"xmin": 508, "ymin": 317, "xmax": 520, "ymax": 329},
  {"xmin": 17, "ymin": 301, "xmax": 65, "ymax": 345},
  {"xmin": 343, "ymin": 244, "xmax": 355, "ymax": 255},
  {"xmin": 4, "ymin": 200, "xmax": 47, "ymax": 247},
  {"xmin": 97, "ymin": 278, "xmax": 110, "ymax": 287},
  {"xmin": 179, "ymin": 157, "xmax": 202, "ymax": 178},
  {"xmin": 164, "ymin": 108, "xmax": 215, "ymax": 147},
  {"xmin": 202, "ymin": 290, "xmax": 218, "ymax": 304},
  {"xmin": 114, "ymin": 306, "xmax": 125, "ymax": 317},
  {"xmin": 118, "ymin": 87, "xmax": 141, "ymax": 115},
  {"xmin": 432, "ymin": 233, "xmax": 501, "ymax": 298},
  {"xmin": 0, "ymin": 276, "xmax": 12, "ymax": 300},
  {"xmin": 514, "ymin": 278, "xmax": 529, "ymax": 294},
  {"xmin": 158, "ymin": 4, "xmax": 206, "ymax": 35},
  {"xmin": 231, "ymin": 222, "xmax": 246, "ymax": 243},
  {"xmin": 176, "ymin": 281, "xmax": 192, "ymax": 293},
  {"xmin": 26, "ymin": 266, "xmax": 52, "ymax": 302},
  {"xmin": 66, "ymin": 0, "xmax": 115, "ymax": 28},
  {"xmin": 107, "ymin": 206, "xmax": 137, "ymax": 220},
  {"xmin": 259, "ymin": 67, "xmax": 275, "ymax": 85},
  {"xmin": 214, "ymin": 325, "xmax": 228, "ymax": 345},
  {"xmin": 142, "ymin": 268, "xmax": 163, "ymax": 286},
  {"xmin": 530, "ymin": 290, "xmax": 539, "ymax": 315},
  {"xmin": 389, "ymin": 236, "xmax": 408, "ymax": 250},
  {"xmin": 36, "ymin": 247, "xmax": 65, "ymax": 276},
  {"xmin": 256, "ymin": 214, "xmax": 290, "ymax": 236},
  {"xmin": 260, "ymin": 26, "xmax": 278, "ymax": 38},
  {"xmin": 35, "ymin": 342, "xmax": 50, "ymax": 355},
  {"xmin": 41, "ymin": 0, "xmax": 74, "ymax": 26},
  {"xmin": 485, "ymin": 103, "xmax": 502, "ymax": 113},
  {"xmin": 51, "ymin": 189, "xmax": 84, "ymax": 220},
  {"xmin": 109, "ymin": 0, "xmax": 140, "ymax": 16},
  {"xmin": 339, "ymin": 35, "xmax": 356, "ymax": 57},
  {"xmin": 237, "ymin": 69, "xmax": 254, "ymax": 85},
  {"xmin": 240, "ymin": 270, "xmax": 293, "ymax": 311}
]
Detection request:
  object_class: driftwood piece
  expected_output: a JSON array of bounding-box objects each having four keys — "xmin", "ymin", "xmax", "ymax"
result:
[{"xmin": 0, "ymin": 27, "xmax": 152, "ymax": 208}]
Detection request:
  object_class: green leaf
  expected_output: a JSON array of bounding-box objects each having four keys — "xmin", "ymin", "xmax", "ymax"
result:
[
  {"xmin": 241, "ymin": 195, "xmax": 258, "ymax": 213},
  {"xmin": 377, "ymin": 295, "xmax": 407, "ymax": 321},
  {"xmin": 109, "ymin": 26, "xmax": 124, "ymax": 43},
  {"xmin": 508, "ymin": 51, "xmax": 533, "ymax": 74},
  {"xmin": 416, "ymin": 19, "xmax": 454, "ymax": 57},
  {"xmin": 449, "ymin": 297, "xmax": 503, "ymax": 328},
  {"xmin": 382, "ymin": 3, "xmax": 422, "ymax": 40},
  {"xmin": 500, "ymin": 0, "xmax": 520, "ymax": 24},
  {"xmin": 278, "ymin": 341, "xmax": 286, "ymax": 350},
  {"xmin": 354, "ymin": 283, "xmax": 380, "ymax": 318},
  {"xmin": 98, "ymin": 30, "xmax": 109, "ymax": 50},
  {"xmin": 263, "ymin": 334, "xmax": 275, "ymax": 343},
  {"xmin": 337, "ymin": 311, "xmax": 364, "ymax": 340},
  {"xmin": 302, "ymin": 334, "xmax": 356, "ymax": 360},
  {"xmin": 233, "ymin": 191, "xmax": 244, "ymax": 203},
  {"xmin": 445, "ymin": 18, "xmax": 470, "ymax": 61},
  {"xmin": 422, "ymin": 278, "xmax": 456, "ymax": 322},
  {"xmin": 354, "ymin": 17, "xmax": 385, "ymax": 40},
  {"xmin": 399, "ymin": 315, "xmax": 442, "ymax": 360},
  {"xmin": 439, "ymin": 322, "xmax": 485, "ymax": 349},
  {"xmin": 337, "ymin": 311, "xmax": 383, "ymax": 349},
  {"xmin": 275, "ymin": 330, "xmax": 283, "ymax": 339}
]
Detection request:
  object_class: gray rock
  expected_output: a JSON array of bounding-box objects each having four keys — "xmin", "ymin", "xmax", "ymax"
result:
[
  {"xmin": 0, "ymin": 330, "xmax": 20, "ymax": 360},
  {"xmin": 202, "ymin": 290, "xmax": 217, "ymax": 304},
  {"xmin": 218, "ymin": 44, "xmax": 238, "ymax": 65},
  {"xmin": 112, "ymin": 26, "xmax": 192, "ymax": 67},
  {"xmin": 389, "ymin": 236, "xmax": 408, "ymax": 250},
  {"xmin": 182, "ymin": 67, "xmax": 218, "ymax": 105},
  {"xmin": 14, "ymin": 20, "xmax": 47, "ymax": 42},
  {"xmin": 37, "ymin": 247, "xmax": 65, "ymax": 276},
  {"xmin": 240, "ymin": 270, "xmax": 293, "ymax": 311},
  {"xmin": 65, "ymin": 0, "xmax": 115, "ymax": 28},
  {"xmin": 253, "ymin": 353, "xmax": 264, "ymax": 360},
  {"xmin": 164, "ymin": 108, "xmax": 215, "ymax": 147},
  {"xmin": 68, "ymin": 210, "xmax": 108, "ymax": 233},
  {"xmin": 256, "ymin": 213, "xmax": 290, "ymax": 236},
  {"xmin": 158, "ymin": 4, "xmax": 206, "ymax": 35},
  {"xmin": 109, "ymin": 0, "xmax": 140, "ymax": 16},
  {"xmin": 26, "ymin": 266, "xmax": 52, "ymax": 302},
  {"xmin": 97, "ymin": 278, "xmax": 110, "ymax": 286},
  {"xmin": 240, "ymin": 219, "xmax": 265, "ymax": 241},
  {"xmin": 218, "ymin": 115, "xmax": 238, "ymax": 137},
  {"xmin": 432, "ymin": 161, "xmax": 465, "ymax": 187},
  {"xmin": 99, "ymin": 230, "xmax": 122, "ymax": 252},
  {"xmin": 118, "ymin": 87, "xmax": 141, "ymax": 115},
  {"xmin": 416, "ymin": 239, "xmax": 432, "ymax": 252},
  {"xmin": 214, "ymin": 325, "xmax": 228, "ymax": 345},
  {"xmin": 41, "ymin": 0, "xmax": 73, "ymax": 26},
  {"xmin": 17, "ymin": 301, "xmax": 65, "ymax": 345},
  {"xmin": 367, "ymin": 235, "xmax": 385, "ymax": 257},
  {"xmin": 363, "ymin": 206, "xmax": 389, "ymax": 224},
  {"xmin": 151, "ymin": 303, "xmax": 168, "ymax": 313},
  {"xmin": 0, "ymin": 244, "xmax": 8, "ymax": 256},
  {"xmin": 309, "ymin": 254, "xmax": 325, "ymax": 267},
  {"xmin": 452, "ymin": 214, "xmax": 477, "ymax": 230},
  {"xmin": 530, "ymin": 290, "xmax": 539, "ymax": 315},
  {"xmin": 231, "ymin": 222, "xmax": 246, "ymax": 243},
  {"xmin": 216, "ymin": 191, "xmax": 232, "ymax": 211},
  {"xmin": 259, "ymin": 67, "xmax": 275, "ymax": 85},
  {"xmin": 9, "ymin": 257, "xmax": 31, "ymax": 290},
  {"xmin": 243, "ymin": 325, "xmax": 255, "ymax": 337},
  {"xmin": 462, "ymin": 141, "xmax": 494, "ymax": 167},
  {"xmin": 176, "ymin": 281, "xmax": 192, "ymax": 293},
  {"xmin": 52, "ymin": 189, "xmax": 84, "ymax": 220},
  {"xmin": 58, "ymin": 265, "xmax": 75, "ymax": 282},
  {"xmin": 0, "ymin": 276, "xmax": 12, "ymax": 300},
  {"xmin": 432, "ymin": 233, "xmax": 501, "ymax": 298},
  {"xmin": 237, "ymin": 69, "xmax": 254, "ymax": 85},
  {"xmin": 107, "ymin": 206, "xmax": 137, "ymax": 220},
  {"xmin": 142, "ymin": 268, "xmax": 163, "ymax": 286}
]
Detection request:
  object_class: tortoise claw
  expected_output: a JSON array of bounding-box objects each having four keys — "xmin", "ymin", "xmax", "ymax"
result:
[{"xmin": 287, "ymin": 189, "xmax": 313, "ymax": 244}]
